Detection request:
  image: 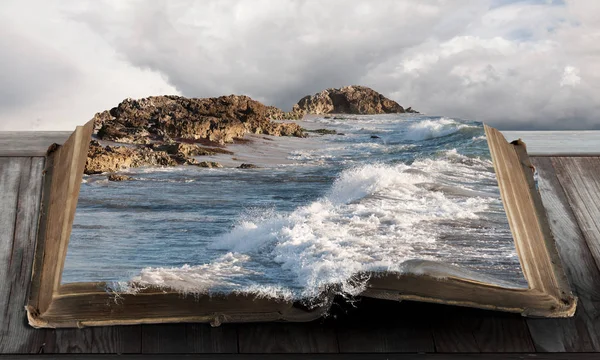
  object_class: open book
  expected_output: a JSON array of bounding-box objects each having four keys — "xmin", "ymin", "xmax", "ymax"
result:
[{"xmin": 26, "ymin": 117, "xmax": 576, "ymax": 328}]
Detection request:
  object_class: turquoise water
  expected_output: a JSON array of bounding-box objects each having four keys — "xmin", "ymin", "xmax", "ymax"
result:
[{"xmin": 64, "ymin": 114, "xmax": 527, "ymax": 299}]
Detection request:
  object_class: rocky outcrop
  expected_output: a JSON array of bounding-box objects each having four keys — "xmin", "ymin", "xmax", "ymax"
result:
[
  {"xmin": 86, "ymin": 94, "xmax": 308, "ymax": 173},
  {"xmin": 92, "ymin": 95, "xmax": 305, "ymax": 145},
  {"xmin": 85, "ymin": 88, "xmax": 417, "ymax": 174},
  {"xmin": 108, "ymin": 174, "xmax": 134, "ymax": 182},
  {"xmin": 291, "ymin": 86, "xmax": 408, "ymax": 116},
  {"xmin": 148, "ymin": 142, "xmax": 232, "ymax": 157},
  {"xmin": 85, "ymin": 141, "xmax": 178, "ymax": 174}
]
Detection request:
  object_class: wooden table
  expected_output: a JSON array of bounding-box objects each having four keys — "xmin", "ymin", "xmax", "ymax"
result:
[{"xmin": 1, "ymin": 131, "xmax": 600, "ymax": 359}]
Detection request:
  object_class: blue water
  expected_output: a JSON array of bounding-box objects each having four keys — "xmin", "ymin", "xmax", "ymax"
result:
[{"xmin": 64, "ymin": 114, "xmax": 528, "ymax": 299}]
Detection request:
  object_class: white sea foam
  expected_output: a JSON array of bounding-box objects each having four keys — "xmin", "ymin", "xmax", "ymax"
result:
[
  {"xmin": 404, "ymin": 117, "xmax": 473, "ymax": 141},
  {"xmin": 126, "ymin": 253, "xmax": 257, "ymax": 294},
  {"xmin": 133, "ymin": 160, "xmax": 496, "ymax": 298}
]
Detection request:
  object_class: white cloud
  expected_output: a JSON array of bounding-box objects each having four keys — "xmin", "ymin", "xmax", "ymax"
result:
[
  {"xmin": 0, "ymin": 0, "xmax": 178, "ymax": 131},
  {"xmin": 0, "ymin": 0, "xmax": 599, "ymax": 130},
  {"xmin": 560, "ymin": 66, "xmax": 581, "ymax": 87}
]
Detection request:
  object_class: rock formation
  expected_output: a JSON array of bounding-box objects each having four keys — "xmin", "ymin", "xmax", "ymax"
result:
[
  {"xmin": 85, "ymin": 141, "xmax": 177, "ymax": 174},
  {"xmin": 92, "ymin": 95, "xmax": 304, "ymax": 145},
  {"xmin": 107, "ymin": 174, "xmax": 134, "ymax": 182},
  {"xmin": 291, "ymin": 85, "xmax": 410, "ymax": 116},
  {"xmin": 87, "ymin": 95, "xmax": 305, "ymax": 173},
  {"xmin": 85, "ymin": 87, "xmax": 418, "ymax": 174}
]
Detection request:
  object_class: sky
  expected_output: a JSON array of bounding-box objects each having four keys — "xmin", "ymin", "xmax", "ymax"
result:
[{"xmin": 1, "ymin": 0, "xmax": 599, "ymax": 131}]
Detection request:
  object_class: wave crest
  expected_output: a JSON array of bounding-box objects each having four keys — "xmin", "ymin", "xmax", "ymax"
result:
[
  {"xmin": 405, "ymin": 117, "xmax": 472, "ymax": 141},
  {"xmin": 162, "ymin": 161, "xmax": 497, "ymax": 298}
]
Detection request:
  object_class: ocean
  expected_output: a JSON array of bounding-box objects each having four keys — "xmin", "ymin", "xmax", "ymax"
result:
[{"xmin": 64, "ymin": 114, "xmax": 528, "ymax": 300}]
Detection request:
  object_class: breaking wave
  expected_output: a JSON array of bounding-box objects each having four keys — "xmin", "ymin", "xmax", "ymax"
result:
[
  {"xmin": 404, "ymin": 117, "xmax": 474, "ymax": 141},
  {"xmin": 68, "ymin": 114, "xmax": 526, "ymax": 298},
  {"xmin": 133, "ymin": 156, "xmax": 502, "ymax": 299}
]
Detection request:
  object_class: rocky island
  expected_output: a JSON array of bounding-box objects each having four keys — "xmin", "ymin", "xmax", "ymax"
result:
[
  {"xmin": 85, "ymin": 86, "xmax": 416, "ymax": 176},
  {"xmin": 291, "ymin": 85, "xmax": 418, "ymax": 116}
]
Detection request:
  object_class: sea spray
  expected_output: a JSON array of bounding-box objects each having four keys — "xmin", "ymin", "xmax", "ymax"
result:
[
  {"xmin": 66, "ymin": 114, "xmax": 528, "ymax": 300},
  {"xmin": 131, "ymin": 161, "xmax": 503, "ymax": 298}
]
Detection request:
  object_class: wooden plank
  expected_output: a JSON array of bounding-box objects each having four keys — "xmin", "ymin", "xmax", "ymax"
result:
[
  {"xmin": 3, "ymin": 353, "xmax": 599, "ymax": 359},
  {"xmin": 335, "ymin": 299, "xmax": 434, "ymax": 353},
  {"xmin": 185, "ymin": 324, "xmax": 238, "ymax": 353},
  {"xmin": 142, "ymin": 324, "xmax": 189, "ymax": 353},
  {"xmin": 142, "ymin": 323, "xmax": 237, "ymax": 354},
  {"xmin": 0, "ymin": 158, "xmax": 24, "ymax": 337},
  {"xmin": 238, "ymin": 322, "xmax": 338, "ymax": 353},
  {"xmin": 430, "ymin": 304, "xmax": 535, "ymax": 353},
  {"xmin": 552, "ymin": 157, "xmax": 600, "ymax": 273},
  {"xmin": 525, "ymin": 157, "xmax": 600, "ymax": 352},
  {"xmin": 0, "ymin": 157, "xmax": 142, "ymax": 354},
  {"xmin": 473, "ymin": 312, "xmax": 536, "ymax": 352},
  {"xmin": 501, "ymin": 131, "xmax": 600, "ymax": 156},
  {"xmin": 0, "ymin": 132, "xmax": 72, "ymax": 157},
  {"xmin": 50, "ymin": 327, "xmax": 142, "ymax": 354},
  {"xmin": 0, "ymin": 157, "xmax": 53, "ymax": 353},
  {"xmin": 430, "ymin": 305, "xmax": 480, "ymax": 352}
]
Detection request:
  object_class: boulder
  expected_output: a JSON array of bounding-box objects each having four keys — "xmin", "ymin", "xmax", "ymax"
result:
[
  {"xmin": 107, "ymin": 174, "xmax": 134, "ymax": 182},
  {"xmin": 291, "ymin": 85, "xmax": 407, "ymax": 116},
  {"xmin": 239, "ymin": 163, "xmax": 259, "ymax": 169},
  {"xmin": 198, "ymin": 161, "xmax": 223, "ymax": 168}
]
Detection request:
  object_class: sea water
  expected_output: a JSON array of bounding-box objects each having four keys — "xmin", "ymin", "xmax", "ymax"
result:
[{"xmin": 64, "ymin": 114, "xmax": 528, "ymax": 299}]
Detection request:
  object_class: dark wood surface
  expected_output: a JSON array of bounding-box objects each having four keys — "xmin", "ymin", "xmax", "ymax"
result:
[
  {"xmin": 3, "ymin": 354, "xmax": 600, "ymax": 360},
  {"xmin": 1, "ymin": 155, "xmax": 599, "ymax": 355}
]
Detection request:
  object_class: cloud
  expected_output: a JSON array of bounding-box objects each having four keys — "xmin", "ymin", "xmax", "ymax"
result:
[
  {"xmin": 0, "ymin": 0, "xmax": 179, "ymax": 131},
  {"xmin": 0, "ymin": 0, "xmax": 599, "ymax": 130}
]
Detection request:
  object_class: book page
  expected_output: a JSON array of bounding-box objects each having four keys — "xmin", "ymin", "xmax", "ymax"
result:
[{"xmin": 64, "ymin": 114, "xmax": 528, "ymax": 303}]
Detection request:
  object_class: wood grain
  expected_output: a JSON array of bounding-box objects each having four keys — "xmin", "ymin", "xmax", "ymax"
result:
[
  {"xmin": 430, "ymin": 305, "xmax": 480, "ymax": 352},
  {"xmin": 431, "ymin": 304, "xmax": 535, "ymax": 353},
  {"xmin": 142, "ymin": 323, "xmax": 238, "ymax": 353},
  {"xmin": 552, "ymin": 157, "xmax": 600, "ymax": 275},
  {"xmin": 142, "ymin": 324, "xmax": 190, "ymax": 353},
  {"xmin": 185, "ymin": 324, "xmax": 238, "ymax": 353},
  {"xmin": 0, "ymin": 157, "xmax": 50, "ymax": 353},
  {"xmin": 0, "ymin": 158, "xmax": 24, "ymax": 336},
  {"xmin": 525, "ymin": 157, "xmax": 600, "ymax": 352},
  {"xmin": 238, "ymin": 322, "xmax": 338, "ymax": 353},
  {"xmin": 472, "ymin": 312, "xmax": 535, "ymax": 352},
  {"xmin": 4, "ymin": 354, "xmax": 600, "ymax": 359},
  {"xmin": 49, "ymin": 327, "xmax": 142, "ymax": 354}
]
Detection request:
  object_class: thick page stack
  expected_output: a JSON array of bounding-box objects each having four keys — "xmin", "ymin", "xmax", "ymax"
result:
[{"xmin": 26, "ymin": 114, "xmax": 576, "ymax": 328}]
